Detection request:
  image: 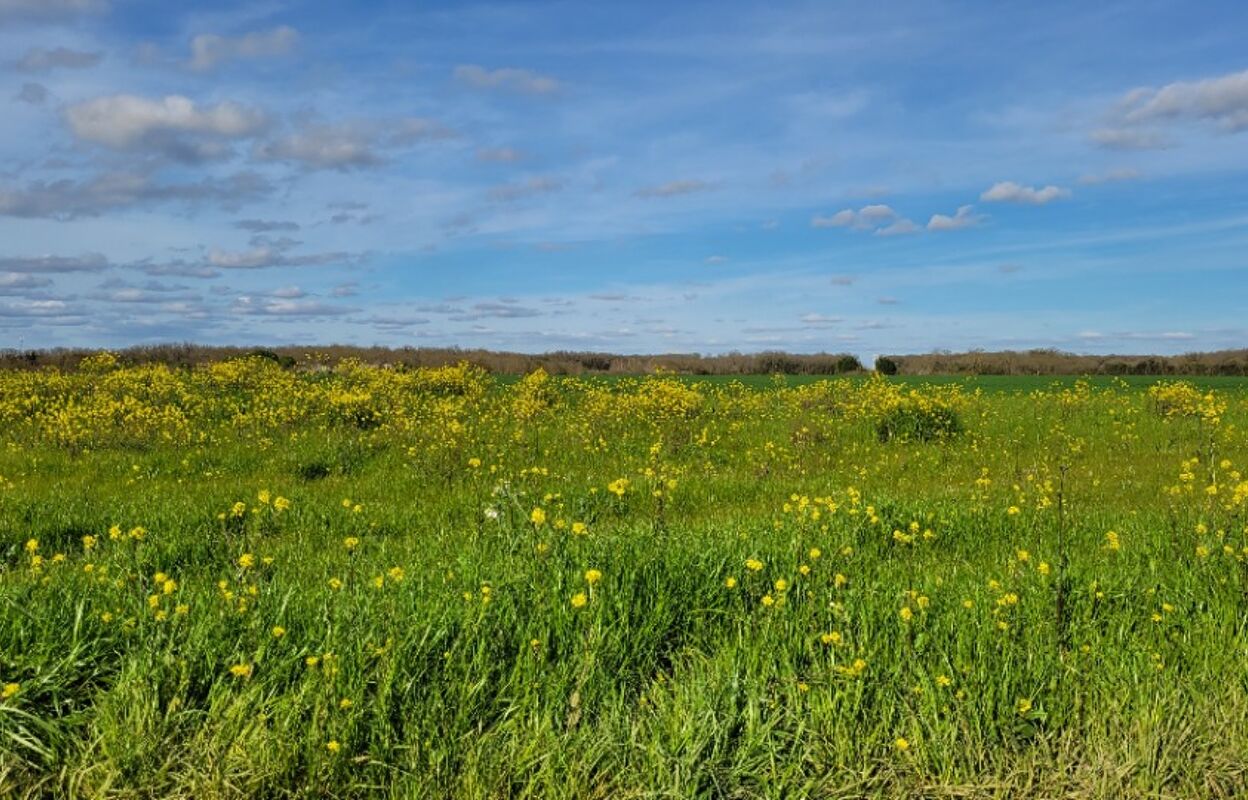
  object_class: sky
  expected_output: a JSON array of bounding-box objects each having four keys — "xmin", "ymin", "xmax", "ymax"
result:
[{"xmin": 1, "ymin": 0, "xmax": 1247, "ymax": 360}]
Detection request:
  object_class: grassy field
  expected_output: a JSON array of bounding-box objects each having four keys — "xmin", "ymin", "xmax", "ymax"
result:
[{"xmin": 2, "ymin": 355, "xmax": 1247, "ymax": 798}]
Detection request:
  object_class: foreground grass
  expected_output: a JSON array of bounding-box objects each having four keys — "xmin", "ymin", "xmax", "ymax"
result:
[{"xmin": 2, "ymin": 358, "xmax": 1247, "ymax": 798}]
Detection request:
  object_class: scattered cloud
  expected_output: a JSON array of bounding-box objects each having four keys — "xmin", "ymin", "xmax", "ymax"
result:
[
  {"xmin": 234, "ymin": 219, "xmax": 300, "ymax": 233},
  {"xmin": 15, "ymin": 82, "xmax": 48, "ymax": 104},
  {"xmin": 255, "ymin": 123, "xmax": 381, "ymax": 170},
  {"xmin": 1089, "ymin": 128, "xmax": 1171, "ymax": 150},
  {"xmin": 0, "ymin": 171, "xmax": 273, "ymax": 219},
  {"xmin": 65, "ymin": 94, "xmax": 266, "ymax": 162},
  {"xmin": 1115, "ymin": 68, "xmax": 1248, "ymax": 133},
  {"xmin": 814, "ymin": 204, "xmax": 917, "ymax": 235},
  {"xmin": 704, "ymin": 255, "xmax": 727, "ymax": 265},
  {"xmin": 449, "ymin": 301, "xmax": 543, "ymax": 320},
  {"xmin": 635, "ymin": 179, "xmax": 711, "ymax": 198},
  {"xmin": 233, "ymin": 296, "xmax": 356, "ymax": 317},
  {"xmin": 927, "ymin": 204, "xmax": 983, "ymax": 231},
  {"xmin": 1077, "ymin": 330, "xmax": 1195, "ymax": 342},
  {"xmin": 829, "ymin": 275, "xmax": 855, "ymax": 286},
  {"xmin": 477, "ymin": 147, "xmax": 524, "ymax": 163},
  {"xmin": 0, "ymin": 253, "xmax": 109, "ymax": 272},
  {"xmin": 488, "ymin": 176, "xmax": 562, "ymax": 202},
  {"xmin": 0, "ymin": 272, "xmax": 53, "ymax": 293},
  {"xmin": 188, "ymin": 26, "xmax": 299, "ymax": 71},
  {"xmin": 453, "ymin": 64, "xmax": 559, "ymax": 94},
  {"xmin": 876, "ymin": 218, "xmax": 919, "ymax": 236},
  {"xmin": 799, "ymin": 313, "xmax": 841, "ymax": 327},
  {"xmin": 254, "ymin": 118, "xmax": 452, "ymax": 171},
  {"xmin": 205, "ymin": 245, "xmax": 352, "ymax": 270},
  {"xmin": 0, "ymin": 0, "xmax": 107, "ymax": 23},
  {"xmin": 16, "ymin": 46, "xmax": 102, "ymax": 72},
  {"xmin": 980, "ymin": 181, "xmax": 1071, "ymax": 204}
]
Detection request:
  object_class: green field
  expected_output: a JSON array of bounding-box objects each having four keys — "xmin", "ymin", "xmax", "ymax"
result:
[{"xmin": 2, "ymin": 357, "xmax": 1247, "ymax": 798}]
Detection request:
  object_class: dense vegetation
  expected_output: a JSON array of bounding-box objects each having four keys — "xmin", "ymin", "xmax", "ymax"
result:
[
  {"xmin": 8, "ymin": 344, "xmax": 1248, "ymax": 377},
  {"xmin": 2, "ymin": 354, "xmax": 1247, "ymax": 797}
]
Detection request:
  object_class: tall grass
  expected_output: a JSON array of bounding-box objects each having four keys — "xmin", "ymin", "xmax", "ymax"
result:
[{"xmin": 1, "ymin": 359, "xmax": 1246, "ymax": 797}]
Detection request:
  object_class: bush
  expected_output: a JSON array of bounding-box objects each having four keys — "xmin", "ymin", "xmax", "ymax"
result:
[
  {"xmin": 875, "ymin": 401, "xmax": 962, "ymax": 443},
  {"xmin": 874, "ymin": 356, "xmax": 899, "ymax": 375}
]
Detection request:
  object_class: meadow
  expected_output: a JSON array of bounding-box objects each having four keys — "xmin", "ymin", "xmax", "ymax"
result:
[{"xmin": 2, "ymin": 353, "xmax": 1247, "ymax": 798}]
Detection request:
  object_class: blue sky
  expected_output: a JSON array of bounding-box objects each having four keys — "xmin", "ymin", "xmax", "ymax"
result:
[{"xmin": 2, "ymin": 0, "xmax": 1247, "ymax": 359}]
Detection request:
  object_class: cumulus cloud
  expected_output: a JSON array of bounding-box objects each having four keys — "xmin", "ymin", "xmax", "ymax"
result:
[
  {"xmin": 980, "ymin": 181, "xmax": 1071, "ymax": 204},
  {"xmin": 65, "ymin": 94, "xmax": 266, "ymax": 162},
  {"xmin": 1116, "ymin": 68, "xmax": 1248, "ymax": 133},
  {"xmin": 0, "ymin": 171, "xmax": 273, "ymax": 219},
  {"xmin": 814, "ymin": 204, "xmax": 914, "ymax": 234},
  {"xmin": 16, "ymin": 46, "xmax": 101, "ymax": 72},
  {"xmin": 453, "ymin": 64, "xmax": 559, "ymax": 94},
  {"xmin": 188, "ymin": 26, "xmax": 299, "ymax": 71},
  {"xmin": 487, "ymin": 176, "xmax": 562, "ymax": 202},
  {"xmin": 876, "ymin": 218, "xmax": 919, "ymax": 236},
  {"xmin": 927, "ymin": 204, "xmax": 983, "ymax": 231},
  {"xmin": 635, "ymin": 179, "xmax": 712, "ymax": 198}
]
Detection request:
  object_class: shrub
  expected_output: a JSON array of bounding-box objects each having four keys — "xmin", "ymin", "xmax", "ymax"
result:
[{"xmin": 875, "ymin": 399, "xmax": 962, "ymax": 443}]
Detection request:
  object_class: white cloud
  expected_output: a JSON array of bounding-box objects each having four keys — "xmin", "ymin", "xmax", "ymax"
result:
[
  {"xmin": 1116, "ymin": 68, "xmax": 1248, "ymax": 133},
  {"xmin": 800, "ymin": 313, "xmax": 841, "ymax": 327},
  {"xmin": 1089, "ymin": 128, "xmax": 1170, "ymax": 150},
  {"xmin": 704, "ymin": 255, "xmax": 727, "ymax": 265},
  {"xmin": 453, "ymin": 64, "xmax": 559, "ymax": 94},
  {"xmin": 876, "ymin": 218, "xmax": 919, "ymax": 236},
  {"xmin": 65, "ymin": 94, "xmax": 266, "ymax": 161},
  {"xmin": 255, "ymin": 118, "xmax": 452, "ymax": 170},
  {"xmin": 980, "ymin": 181, "xmax": 1071, "ymax": 205},
  {"xmin": 0, "ymin": 272, "xmax": 53, "ymax": 292},
  {"xmin": 233, "ymin": 296, "xmax": 355, "ymax": 317},
  {"xmin": 188, "ymin": 26, "xmax": 299, "ymax": 71},
  {"xmin": 927, "ymin": 204, "xmax": 982, "ymax": 231},
  {"xmin": 256, "ymin": 125, "xmax": 381, "ymax": 170},
  {"xmin": 814, "ymin": 204, "xmax": 914, "ymax": 235}
]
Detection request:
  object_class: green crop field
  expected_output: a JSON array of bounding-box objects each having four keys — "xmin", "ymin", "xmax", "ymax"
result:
[{"xmin": 2, "ymin": 354, "xmax": 1247, "ymax": 798}]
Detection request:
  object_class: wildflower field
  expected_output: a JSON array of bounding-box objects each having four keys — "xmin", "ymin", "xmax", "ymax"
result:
[{"xmin": 2, "ymin": 354, "xmax": 1248, "ymax": 798}]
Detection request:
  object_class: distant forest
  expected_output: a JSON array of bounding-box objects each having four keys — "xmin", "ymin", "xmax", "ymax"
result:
[{"xmin": 2, "ymin": 344, "xmax": 1247, "ymax": 376}]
